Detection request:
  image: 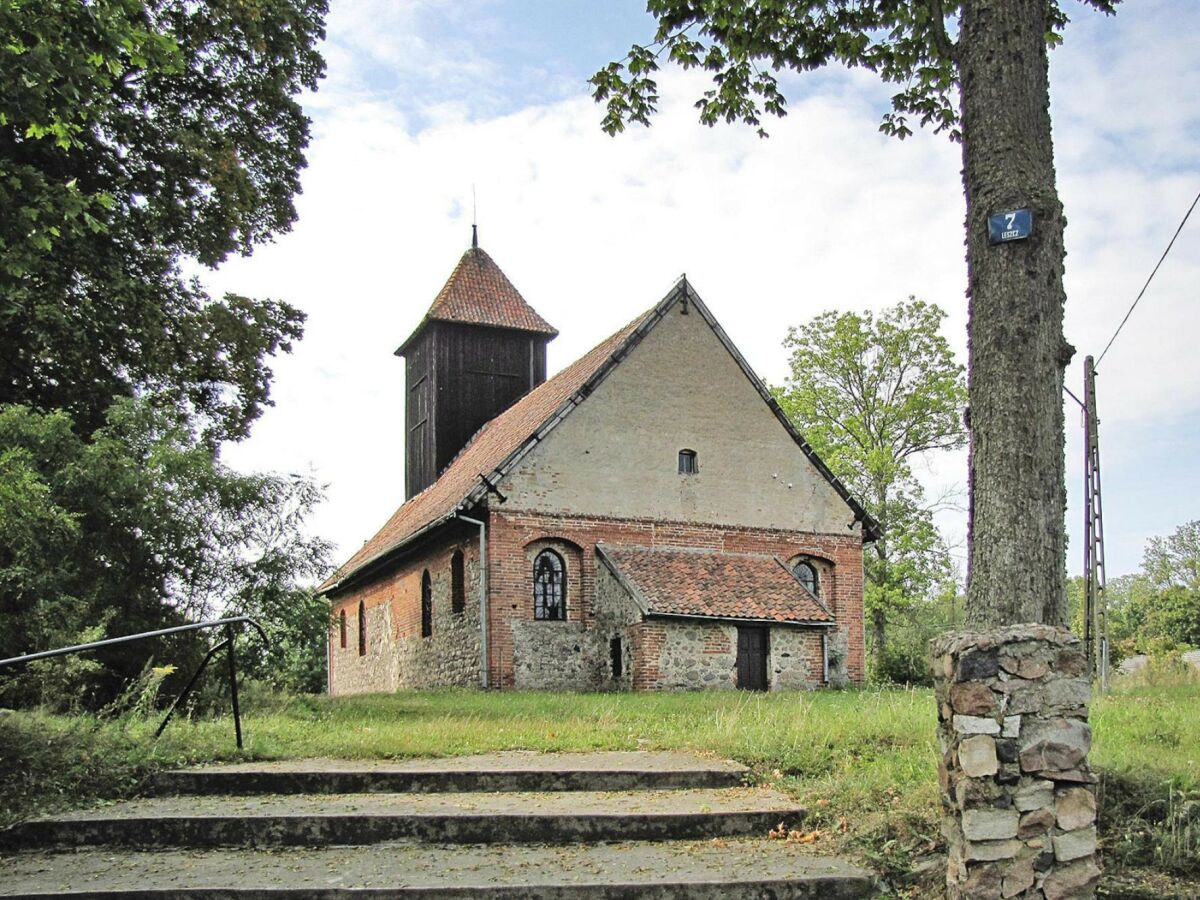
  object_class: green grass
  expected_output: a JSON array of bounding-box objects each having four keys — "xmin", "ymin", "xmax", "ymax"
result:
[{"xmin": 2, "ymin": 682, "xmax": 1197, "ymax": 881}]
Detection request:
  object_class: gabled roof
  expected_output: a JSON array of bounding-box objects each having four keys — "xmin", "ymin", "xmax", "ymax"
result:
[
  {"xmin": 595, "ymin": 543, "xmax": 834, "ymax": 625},
  {"xmin": 320, "ymin": 277, "xmax": 879, "ymax": 596},
  {"xmin": 396, "ymin": 245, "xmax": 558, "ymax": 354}
]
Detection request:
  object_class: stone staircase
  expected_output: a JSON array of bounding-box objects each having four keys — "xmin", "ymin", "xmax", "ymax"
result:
[{"xmin": 0, "ymin": 751, "xmax": 876, "ymax": 897}]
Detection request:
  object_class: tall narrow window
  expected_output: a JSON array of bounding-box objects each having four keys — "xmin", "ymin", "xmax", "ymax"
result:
[
  {"xmin": 610, "ymin": 636, "xmax": 623, "ymax": 678},
  {"xmin": 339, "ymin": 609, "xmax": 347, "ymax": 649},
  {"xmin": 793, "ymin": 560, "xmax": 819, "ymax": 597},
  {"xmin": 421, "ymin": 569, "xmax": 433, "ymax": 637},
  {"xmin": 678, "ymin": 449, "xmax": 698, "ymax": 474},
  {"xmin": 357, "ymin": 601, "xmax": 367, "ymax": 656},
  {"xmin": 451, "ymin": 550, "xmax": 465, "ymax": 616},
  {"xmin": 533, "ymin": 550, "xmax": 566, "ymax": 620}
]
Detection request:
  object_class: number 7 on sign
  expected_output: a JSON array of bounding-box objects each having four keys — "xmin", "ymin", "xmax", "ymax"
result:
[{"xmin": 1005, "ymin": 212, "xmax": 1017, "ymax": 231}]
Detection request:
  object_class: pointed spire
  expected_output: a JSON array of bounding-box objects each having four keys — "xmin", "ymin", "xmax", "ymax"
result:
[{"xmin": 396, "ymin": 242, "xmax": 558, "ymax": 355}]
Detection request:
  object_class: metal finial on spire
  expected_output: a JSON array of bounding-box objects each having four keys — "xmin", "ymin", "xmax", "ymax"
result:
[{"xmin": 471, "ymin": 185, "xmax": 478, "ymax": 248}]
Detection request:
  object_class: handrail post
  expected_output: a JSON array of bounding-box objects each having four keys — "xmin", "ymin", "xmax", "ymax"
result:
[{"xmin": 225, "ymin": 623, "xmax": 243, "ymax": 750}]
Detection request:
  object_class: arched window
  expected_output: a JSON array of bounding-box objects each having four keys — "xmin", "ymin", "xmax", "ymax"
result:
[
  {"xmin": 793, "ymin": 560, "xmax": 819, "ymax": 597},
  {"xmin": 357, "ymin": 601, "xmax": 367, "ymax": 656},
  {"xmin": 451, "ymin": 550, "xmax": 465, "ymax": 616},
  {"xmin": 678, "ymin": 448, "xmax": 698, "ymax": 474},
  {"xmin": 533, "ymin": 549, "xmax": 566, "ymax": 620},
  {"xmin": 421, "ymin": 569, "xmax": 433, "ymax": 637},
  {"xmin": 339, "ymin": 609, "xmax": 347, "ymax": 649}
]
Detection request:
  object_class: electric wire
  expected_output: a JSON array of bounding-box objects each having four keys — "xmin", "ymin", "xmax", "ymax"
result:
[{"xmin": 1095, "ymin": 187, "xmax": 1200, "ymax": 368}]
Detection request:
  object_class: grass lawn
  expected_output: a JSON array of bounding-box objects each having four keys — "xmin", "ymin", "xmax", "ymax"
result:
[{"xmin": 2, "ymin": 682, "xmax": 1197, "ymax": 889}]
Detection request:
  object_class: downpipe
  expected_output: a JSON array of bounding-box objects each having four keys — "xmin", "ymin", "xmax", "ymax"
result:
[{"xmin": 455, "ymin": 512, "xmax": 490, "ymax": 688}]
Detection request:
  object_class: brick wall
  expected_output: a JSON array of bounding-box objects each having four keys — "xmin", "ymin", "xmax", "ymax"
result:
[{"xmin": 489, "ymin": 508, "xmax": 865, "ymax": 689}]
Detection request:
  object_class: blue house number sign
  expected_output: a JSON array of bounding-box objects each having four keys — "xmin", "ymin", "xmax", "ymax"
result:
[{"xmin": 988, "ymin": 208, "xmax": 1033, "ymax": 244}]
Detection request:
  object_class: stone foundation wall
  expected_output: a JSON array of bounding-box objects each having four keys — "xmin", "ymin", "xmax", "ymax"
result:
[
  {"xmin": 512, "ymin": 621, "xmax": 595, "ymax": 690},
  {"xmin": 932, "ymin": 625, "xmax": 1099, "ymax": 900},
  {"xmin": 655, "ymin": 620, "xmax": 738, "ymax": 690},
  {"xmin": 770, "ymin": 628, "xmax": 825, "ymax": 690},
  {"xmin": 328, "ymin": 533, "xmax": 482, "ymax": 695}
]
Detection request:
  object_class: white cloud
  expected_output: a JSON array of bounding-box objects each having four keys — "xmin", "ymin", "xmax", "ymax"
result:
[{"xmin": 207, "ymin": 1, "xmax": 1200, "ymax": 580}]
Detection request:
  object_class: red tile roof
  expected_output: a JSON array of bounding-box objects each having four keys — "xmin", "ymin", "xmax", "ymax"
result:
[
  {"xmin": 320, "ymin": 309, "xmax": 654, "ymax": 593},
  {"xmin": 596, "ymin": 544, "xmax": 834, "ymax": 625},
  {"xmin": 398, "ymin": 247, "xmax": 557, "ymax": 352}
]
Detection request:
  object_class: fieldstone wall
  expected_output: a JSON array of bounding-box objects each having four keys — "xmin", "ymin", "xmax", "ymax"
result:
[
  {"xmin": 511, "ymin": 621, "xmax": 595, "ymax": 690},
  {"xmin": 655, "ymin": 620, "xmax": 737, "ymax": 690},
  {"xmin": 827, "ymin": 628, "xmax": 851, "ymax": 687},
  {"xmin": 329, "ymin": 538, "xmax": 482, "ymax": 695},
  {"xmin": 932, "ymin": 625, "xmax": 1099, "ymax": 900},
  {"xmin": 770, "ymin": 628, "xmax": 824, "ymax": 690},
  {"xmin": 592, "ymin": 561, "xmax": 642, "ymax": 689}
]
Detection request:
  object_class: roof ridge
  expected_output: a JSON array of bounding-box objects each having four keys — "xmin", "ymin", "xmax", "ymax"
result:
[{"xmin": 320, "ymin": 304, "xmax": 658, "ymax": 594}]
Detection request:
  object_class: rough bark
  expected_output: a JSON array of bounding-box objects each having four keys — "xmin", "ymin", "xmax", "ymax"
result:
[
  {"xmin": 871, "ymin": 606, "xmax": 887, "ymax": 674},
  {"xmin": 960, "ymin": 0, "xmax": 1072, "ymax": 627}
]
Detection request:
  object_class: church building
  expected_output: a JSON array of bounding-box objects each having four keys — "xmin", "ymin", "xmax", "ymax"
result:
[{"xmin": 320, "ymin": 236, "xmax": 877, "ymax": 693}]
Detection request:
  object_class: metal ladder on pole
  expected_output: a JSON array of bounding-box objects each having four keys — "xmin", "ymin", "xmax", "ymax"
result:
[{"xmin": 1082, "ymin": 356, "xmax": 1109, "ymax": 690}]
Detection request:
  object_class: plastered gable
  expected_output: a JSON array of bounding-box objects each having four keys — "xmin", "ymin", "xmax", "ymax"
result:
[{"xmin": 500, "ymin": 301, "xmax": 858, "ymax": 535}]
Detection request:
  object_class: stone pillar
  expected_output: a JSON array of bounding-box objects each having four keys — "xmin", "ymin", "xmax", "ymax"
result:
[{"xmin": 932, "ymin": 625, "xmax": 1100, "ymax": 900}]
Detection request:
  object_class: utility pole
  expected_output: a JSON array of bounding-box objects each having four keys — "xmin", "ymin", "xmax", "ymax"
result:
[{"xmin": 1082, "ymin": 355, "xmax": 1109, "ymax": 690}]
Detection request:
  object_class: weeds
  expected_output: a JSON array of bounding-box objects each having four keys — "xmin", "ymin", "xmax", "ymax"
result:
[{"xmin": 0, "ymin": 681, "xmax": 1195, "ymax": 882}]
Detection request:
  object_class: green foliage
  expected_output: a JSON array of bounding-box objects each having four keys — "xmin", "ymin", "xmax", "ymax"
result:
[
  {"xmin": 0, "ymin": 0, "xmax": 326, "ymax": 440},
  {"xmin": 0, "ymin": 400, "xmax": 333, "ymax": 707},
  {"xmin": 0, "ymin": 1, "xmax": 331, "ymax": 707},
  {"xmin": 773, "ymin": 299, "xmax": 966, "ymax": 669},
  {"xmin": 591, "ymin": 0, "xmax": 1118, "ymax": 140},
  {"xmin": 238, "ymin": 588, "xmax": 331, "ymax": 693},
  {"xmin": 1091, "ymin": 523, "xmax": 1200, "ymax": 661},
  {"xmin": 872, "ymin": 582, "xmax": 964, "ymax": 686}
]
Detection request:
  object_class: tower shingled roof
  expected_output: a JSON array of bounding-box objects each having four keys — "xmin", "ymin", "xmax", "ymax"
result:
[{"xmin": 397, "ymin": 246, "xmax": 558, "ymax": 354}]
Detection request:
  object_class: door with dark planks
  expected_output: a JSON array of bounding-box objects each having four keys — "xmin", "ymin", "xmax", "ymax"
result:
[{"xmin": 736, "ymin": 626, "xmax": 769, "ymax": 691}]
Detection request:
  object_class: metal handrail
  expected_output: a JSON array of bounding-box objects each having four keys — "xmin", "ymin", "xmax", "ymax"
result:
[{"xmin": 0, "ymin": 615, "xmax": 268, "ymax": 749}]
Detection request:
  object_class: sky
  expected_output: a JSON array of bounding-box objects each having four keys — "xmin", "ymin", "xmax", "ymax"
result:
[{"xmin": 202, "ymin": 0, "xmax": 1200, "ymax": 582}]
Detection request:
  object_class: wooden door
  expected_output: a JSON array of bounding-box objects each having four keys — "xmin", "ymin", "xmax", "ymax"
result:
[{"xmin": 736, "ymin": 627, "xmax": 769, "ymax": 691}]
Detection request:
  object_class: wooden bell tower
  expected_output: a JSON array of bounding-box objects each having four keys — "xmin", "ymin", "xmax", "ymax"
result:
[{"xmin": 397, "ymin": 233, "xmax": 557, "ymax": 499}]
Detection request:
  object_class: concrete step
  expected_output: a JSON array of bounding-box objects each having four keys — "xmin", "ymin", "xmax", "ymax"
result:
[
  {"xmin": 0, "ymin": 839, "xmax": 877, "ymax": 898},
  {"xmin": 149, "ymin": 751, "xmax": 747, "ymax": 796},
  {"xmin": 2, "ymin": 787, "xmax": 806, "ymax": 849}
]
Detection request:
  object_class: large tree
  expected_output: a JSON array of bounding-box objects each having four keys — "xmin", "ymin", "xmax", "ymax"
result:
[
  {"xmin": 0, "ymin": 0, "xmax": 331, "ymax": 701},
  {"xmin": 0, "ymin": 400, "xmax": 333, "ymax": 705},
  {"xmin": 774, "ymin": 299, "xmax": 966, "ymax": 673},
  {"xmin": 0, "ymin": 0, "xmax": 327, "ymax": 441},
  {"xmin": 593, "ymin": 0, "xmax": 1117, "ymax": 627}
]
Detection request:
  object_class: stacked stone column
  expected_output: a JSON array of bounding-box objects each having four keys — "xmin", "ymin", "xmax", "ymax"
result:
[{"xmin": 932, "ymin": 625, "xmax": 1100, "ymax": 899}]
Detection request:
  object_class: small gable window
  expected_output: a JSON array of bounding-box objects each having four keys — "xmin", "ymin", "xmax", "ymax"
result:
[
  {"xmin": 357, "ymin": 601, "xmax": 367, "ymax": 656},
  {"xmin": 339, "ymin": 609, "xmax": 347, "ymax": 649},
  {"xmin": 678, "ymin": 449, "xmax": 698, "ymax": 475},
  {"xmin": 793, "ymin": 560, "xmax": 819, "ymax": 598},
  {"xmin": 421, "ymin": 570, "xmax": 433, "ymax": 637},
  {"xmin": 533, "ymin": 549, "xmax": 566, "ymax": 621},
  {"xmin": 451, "ymin": 550, "xmax": 465, "ymax": 616}
]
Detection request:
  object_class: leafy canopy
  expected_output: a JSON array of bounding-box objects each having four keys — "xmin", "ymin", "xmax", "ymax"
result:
[
  {"xmin": 0, "ymin": 0, "xmax": 327, "ymax": 440},
  {"xmin": 774, "ymin": 299, "xmax": 966, "ymax": 665},
  {"xmin": 0, "ymin": 401, "xmax": 333, "ymax": 704},
  {"xmin": 592, "ymin": 0, "xmax": 1117, "ymax": 140}
]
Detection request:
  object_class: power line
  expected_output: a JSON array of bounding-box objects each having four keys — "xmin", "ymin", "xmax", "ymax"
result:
[{"xmin": 1096, "ymin": 187, "xmax": 1200, "ymax": 368}]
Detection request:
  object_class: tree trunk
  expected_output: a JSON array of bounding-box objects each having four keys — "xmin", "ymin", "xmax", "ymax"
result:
[
  {"xmin": 959, "ymin": 0, "xmax": 1071, "ymax": 627},
  {"xmin": 871, "ymin": 606, "xmax": 887, "ymax": 675}
]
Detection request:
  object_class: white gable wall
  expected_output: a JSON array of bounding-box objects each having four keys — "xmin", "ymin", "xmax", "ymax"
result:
[{"xmin": 500, "ymin": 301, "xmax": 857, "ymax": 536}]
